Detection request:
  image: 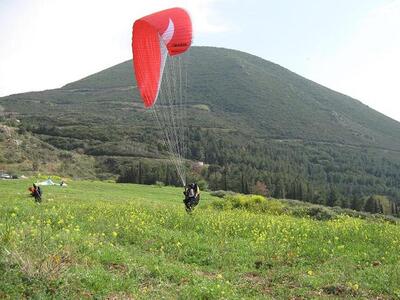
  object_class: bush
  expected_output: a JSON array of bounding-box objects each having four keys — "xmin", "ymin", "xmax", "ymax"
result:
[
  {"xmin": 197, "ymin": 179, "xmax": 209, "ymax": 191},
  {"xmin": 209, "ymin": 194, "xmax": 400, "ymax": 223},
  {"xmin": 288, "ymin": 204, "xmax": 338, "ymax": 221},
  {"xmin": 209, "ymin": 198, "xmax": 228, "ymax": 210},
  {"xmin": 210, "ymin": 194, "xmax": 286, "ymax": 215},
  {"xmin": 306, "ymin": 206, "xmax": 337, "ymax": 221},
  {"xmin": 210, "ymin": 190, "xmax": 236, "ymax": 198},
  {"xmin": 97, "ymin": 173, "xmax": 116, "ymax": 181}
]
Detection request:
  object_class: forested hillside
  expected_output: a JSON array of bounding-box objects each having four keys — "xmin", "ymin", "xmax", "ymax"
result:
[{"xmin": 1, "ymin": 46, "xmax": 400, "ymax": 214}]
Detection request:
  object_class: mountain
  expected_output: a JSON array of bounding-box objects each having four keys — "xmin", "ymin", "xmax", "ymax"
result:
[
  {"xmin": 1, "ymin": 46, "xmax": 400, "ymax": 211},
  {"xmin": 64, "ymin": 46, "xmax": 400, "ymax": 150}
]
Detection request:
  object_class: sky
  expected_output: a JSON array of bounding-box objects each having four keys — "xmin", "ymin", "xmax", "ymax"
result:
[{"xmin": 1, "ymin": 0, "xmax": 399, "ymax": 121}]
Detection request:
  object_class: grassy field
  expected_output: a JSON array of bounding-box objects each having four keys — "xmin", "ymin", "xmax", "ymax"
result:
[{"xmin": 0, "ymin": 179, "xmax": 400, "ymax": 299}]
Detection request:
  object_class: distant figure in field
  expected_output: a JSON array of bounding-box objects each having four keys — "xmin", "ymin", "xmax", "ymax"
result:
[
  {"xmin": 183, "ymin": 183, "xmax": 200, "ymax": 212},
  {"xmin": 28, "ymin": 183, "xmax": 42, "ymax": 203},
  {"xmin": 36, "ymin": 186, "xmax": 42, "ymax": 202},
  {"xmin": 60, "ymin": 180, "xmax": 68, "ymax": 187}
]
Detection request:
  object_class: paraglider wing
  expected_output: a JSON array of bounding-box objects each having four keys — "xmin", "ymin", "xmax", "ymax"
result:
[
  {"xmin": 131, "ymin": 8, "xmax": 192, "ymax": 186},
  {"xmin": 132, "ymin": 8, "xmax": 192, "ymax": 107}
]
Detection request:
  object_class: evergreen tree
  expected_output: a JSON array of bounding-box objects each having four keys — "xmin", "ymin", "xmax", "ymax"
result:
[
  {"xmin": 364, "ymin": 196, "xmax": 377, "ymax": 213},
  {"xmin": 327, "ymin": 186, "xmax": 339, "ymax": 207}
]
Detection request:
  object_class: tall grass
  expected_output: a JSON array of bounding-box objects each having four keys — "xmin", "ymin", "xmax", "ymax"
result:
[{"xmin": 1, "ymin": 179, "xmax": 399, "ymax": 299}]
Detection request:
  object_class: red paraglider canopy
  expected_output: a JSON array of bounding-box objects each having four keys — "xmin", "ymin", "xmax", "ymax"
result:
[{"xmin": 132, "ymin": 8, "xmax": 192, "ymax": 107}]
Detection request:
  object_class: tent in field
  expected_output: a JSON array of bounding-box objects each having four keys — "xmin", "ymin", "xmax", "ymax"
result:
[{"xmin": 37, "ymin": 179, "xmax": 56, "ymax": 186}]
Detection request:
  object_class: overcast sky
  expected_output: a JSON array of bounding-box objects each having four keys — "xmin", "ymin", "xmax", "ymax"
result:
[{"xmin": 1, "ymin": 0, "xmax": 399, "ymax": 121}]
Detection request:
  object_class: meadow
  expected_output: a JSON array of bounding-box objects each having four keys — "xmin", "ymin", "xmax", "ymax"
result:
[{"xmin": 0, "ymin": 179, "xmax": 399, "ymax": 299}]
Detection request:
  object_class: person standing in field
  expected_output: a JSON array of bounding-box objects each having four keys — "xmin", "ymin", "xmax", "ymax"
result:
[
  {"xmin": 28, "ymin": 183, "xmax": 42, "ymax": 203},
  {"xmin": 183, "ymin": 183, "xmax": 200, "ymax": 212}
]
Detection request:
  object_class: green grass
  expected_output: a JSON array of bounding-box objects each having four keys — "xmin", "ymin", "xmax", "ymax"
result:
[{"xmin": 1, "ymin": 179, "xmax": 400, "ymax": 299}]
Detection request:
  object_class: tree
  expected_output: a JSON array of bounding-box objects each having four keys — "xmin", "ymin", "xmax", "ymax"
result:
[
  {"xmin": 364, "ymin": 196, "xmax": 378, "ymax": 214},
  {"xmin": 251, "ymin": 181, "xmax": 269, "ymax": 197},
  {"xmin": 274, "ymin": 178, "xmax": 286, "ymax": 199},
  {"xmin": 351, "ymin": 193, "xmax": 364, "ymax": 211},
  {"xmin": 327, "ymin": 186, "xmax": 340, "ymax": 207}
]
